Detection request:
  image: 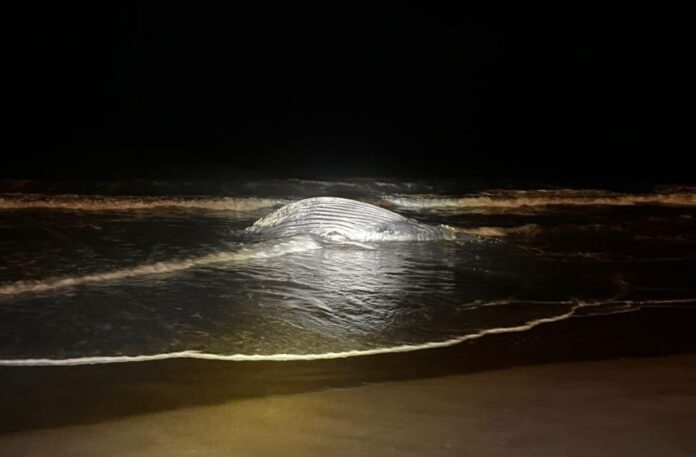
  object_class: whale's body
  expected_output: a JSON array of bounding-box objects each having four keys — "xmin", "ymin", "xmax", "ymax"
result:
[{"xmin": 245, "ymin": 197, "xmax": 455, "ymax": 242}]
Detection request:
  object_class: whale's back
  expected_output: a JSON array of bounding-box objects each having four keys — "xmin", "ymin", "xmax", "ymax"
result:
[{"xmin": 246, "ymin": 197, "xmax": 452, "ymax": 242}]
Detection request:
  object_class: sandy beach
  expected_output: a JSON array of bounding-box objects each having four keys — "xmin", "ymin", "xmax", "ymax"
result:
[{"xmin": 1, "ymin": 308, "xmax": 695, "ymax": 456}]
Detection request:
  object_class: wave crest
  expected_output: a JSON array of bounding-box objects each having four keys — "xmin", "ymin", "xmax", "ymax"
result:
[
  {"xmin": 0, "ymin": 195, "xmax": 289, "ymax": 212},
  {"xmin": 0, "ymin": 236, "xmax": 322, "ymax": 297},
  {"xmin": 386, "ymin": 190, "xmax": 696, "ymax": 210}
]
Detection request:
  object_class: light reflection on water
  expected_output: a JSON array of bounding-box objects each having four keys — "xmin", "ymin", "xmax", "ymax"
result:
[{"xmin": 0, "ymin": 181, "xmax": 695, "ymax": 363}]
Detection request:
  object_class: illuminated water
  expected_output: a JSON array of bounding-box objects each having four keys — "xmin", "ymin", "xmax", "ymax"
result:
[{"xmin": 0, "ymin": 179, "xmax": 695, "ymax": 364}]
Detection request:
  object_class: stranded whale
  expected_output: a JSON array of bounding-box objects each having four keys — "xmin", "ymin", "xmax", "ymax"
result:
[{"xmin": 245, "ymin": 197, "xmax": 456, "ymax": 242}]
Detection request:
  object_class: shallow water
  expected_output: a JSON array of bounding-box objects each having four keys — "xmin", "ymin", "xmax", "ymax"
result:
[{"xmin": 0, "ymin": 179, "xmax": 695, "ymax": 364}]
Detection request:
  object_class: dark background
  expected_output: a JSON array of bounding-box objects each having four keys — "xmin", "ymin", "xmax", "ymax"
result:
[{"xmin": 5, "ymin": 5, "xmax": 690, "ymax": 181}]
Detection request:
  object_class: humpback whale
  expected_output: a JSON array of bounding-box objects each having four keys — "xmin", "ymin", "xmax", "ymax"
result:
[{"xmin": 245, "ymin": 197, "xmax": 456, "ymax": 242}]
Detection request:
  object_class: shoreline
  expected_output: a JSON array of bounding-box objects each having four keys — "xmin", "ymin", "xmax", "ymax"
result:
[
  {"xmin": 0, "ymin": 300, "xmax": 588, "ymax": 366},
  {"xmin": 1, "ymin": 307, "xmax": 695, "ymax": 437}
]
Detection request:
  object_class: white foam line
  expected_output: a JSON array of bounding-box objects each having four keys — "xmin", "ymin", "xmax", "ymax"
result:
[
  {"xmin": 574, "ymin": 308, "xmax": 640, "ymax": 318},
  {"xmin": 0, "ymin": 302, "xmax": 591, "ymax": 367},
  {"xmin": 0, "ymin": 195, "xmax": 289, "ymax": 212},
  {"xmin": 387, "ymin": 191, "xmax": 696, "ymax": 209},
  {"xmin": 0, "ymin": 237, "xmax": 323, "ymax": 297},
  {"xmin": 616, "ymin": 298, "xmax": 696, "ymax": 305},
  {"xmin": 463, "ymin": 299, "xmax": 575, "ymax": 310}
]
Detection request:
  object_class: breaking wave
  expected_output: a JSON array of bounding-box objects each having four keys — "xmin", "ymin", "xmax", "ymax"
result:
[
  {"xmin": 4, "ymin": 189, "xmax": 695, "ymax": 214},
  {"xmin": 454, "ymin": 225, "xmax": 541, "ymax": 237},
  {"xmin": 0, "ymin": 194, "xmax": 289, "ymax": 212},
  {"xmin": 386, "ymin": 189, "xmax": 696, "ymax": 210},
  {"xmin": 0, "ymin": 236, "xmax": 323, "ymax": 297}
]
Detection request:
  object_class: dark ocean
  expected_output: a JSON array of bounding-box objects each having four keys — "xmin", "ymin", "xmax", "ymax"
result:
[{"xmin": 1, "ymin": 179, "xmax": 695, "ymax": 365}]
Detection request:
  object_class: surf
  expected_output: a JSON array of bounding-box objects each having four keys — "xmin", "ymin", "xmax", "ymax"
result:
[
  {"xmin": 386, "ymin": 189, "xmax": 696, "ymax": 211},
  {"xmin": 0, "ymin": 194, "xmax": 288, "ymax": 212},
  {"xmin": 0, "ymin": 197, "xmax": 463, "ymax": 297},
  {"xmin": 0, "ymin": 236, "xmax": 323, "ymax": 297}
]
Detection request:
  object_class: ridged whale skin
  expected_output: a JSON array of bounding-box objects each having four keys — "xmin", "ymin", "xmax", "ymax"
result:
[{"xmin": 245, "ymin": 197, "xmax": 456, "ymax": 242}]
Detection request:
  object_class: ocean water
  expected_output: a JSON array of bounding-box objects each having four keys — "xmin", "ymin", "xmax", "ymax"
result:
[{"xmin": 0, "ymin": 179, "xmax": 695, "ymax": 365}]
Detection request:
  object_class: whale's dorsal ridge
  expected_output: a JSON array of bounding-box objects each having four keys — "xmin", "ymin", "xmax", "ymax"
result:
[{"xmin": 246, "ymin": 197, "xmax": 454, "ymax": 242}]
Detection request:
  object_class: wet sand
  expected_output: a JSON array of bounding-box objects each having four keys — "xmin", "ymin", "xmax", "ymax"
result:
[{"xmin": 1, "ymin": 308, "xmax": 695, "ymax": 456}]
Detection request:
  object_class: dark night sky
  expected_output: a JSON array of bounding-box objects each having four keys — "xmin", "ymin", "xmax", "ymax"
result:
[{"xmin": 5, "ymin": 5, "xmax": 690, "ymax": 181}]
